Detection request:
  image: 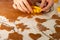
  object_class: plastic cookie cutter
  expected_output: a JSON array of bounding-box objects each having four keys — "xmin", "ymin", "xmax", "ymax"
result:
[
  {"xmin": 31, "ymin": 6, "xmax": 42, "ymax": 14},
  {"xmin": 54, "ymin": 0, "xmax": 58, "ymax": 3},
  {"xmin": 29, "ymin": 0, "xmax": 42, "ymax": 14},
  {"xmin": 57, "ymin": 6, "xmax": 60, "ymax": 12}
]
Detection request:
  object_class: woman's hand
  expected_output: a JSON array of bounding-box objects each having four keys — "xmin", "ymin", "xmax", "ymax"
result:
[
  {"xmin": 40, "ymin": 0, "xmax": 54, "ymax": 12},
  {"xmin": 13, "ymin": 0, "xmax": 32, "ymax": 13}
]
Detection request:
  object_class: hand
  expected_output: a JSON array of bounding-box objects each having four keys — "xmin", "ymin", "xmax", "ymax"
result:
[
  {"xmin": 13, "ymin": 0, "xmax": 32, "ymax": 13},
  {"xmin": 40, "ymin": 0, "xmax": 54, "ymax": 12}
]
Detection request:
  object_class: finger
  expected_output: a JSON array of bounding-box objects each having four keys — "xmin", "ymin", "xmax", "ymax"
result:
[
  {"xmin": 13, "ymin": 4, "xmax": 17, "ymax": 9},
  {"xmin": 40, "ymin": 0, "xmax": 46, "ymax": 8},
  {"xmin": 45, "ymin": 9, "xmax": 50, "ymax": 12},
  {"xmin": 13, "ymin": 0, "xmax": 18, "ymax": 5},
  {"xmin": 42, "ymin": 0, "xmax": 54, "ymax": 11},
  {"xmin": 17, "ymin": 3, "xmax": 25, "ymax": 12},
  {"xmin": 23, "ymin": 0, "xmax": 33, "ymax": 12},
  {"xmin": 13, "ymin": 0, "xmax": 18, "ymax": 9},
  {"xmin": 19, "ymin": 1, "xmax": 30, "ymax": 13}
]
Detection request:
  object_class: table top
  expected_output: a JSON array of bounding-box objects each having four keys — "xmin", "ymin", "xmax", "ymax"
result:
[{"xmin": 0, "ymin": 0, "xmax": 60, "ymax": 40}]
